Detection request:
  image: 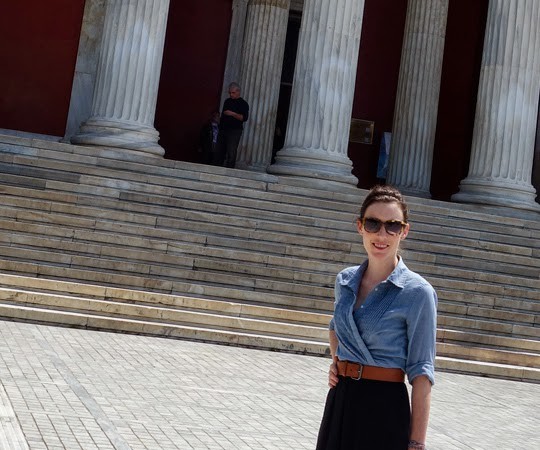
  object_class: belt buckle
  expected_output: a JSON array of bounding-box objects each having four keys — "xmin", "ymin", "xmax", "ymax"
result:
[{"xmin": 351, "ymin": 363, "xmax": 363, "ymax": 380}]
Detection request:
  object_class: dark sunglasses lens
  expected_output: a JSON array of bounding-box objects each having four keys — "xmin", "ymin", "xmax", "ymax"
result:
[
  {"xmin": 385, "ymin": 221, "xmax": 404, "ymax": 234},
  {"xmin": 363, "ymin": 218, "xmax": 382, "ymax": 233}
]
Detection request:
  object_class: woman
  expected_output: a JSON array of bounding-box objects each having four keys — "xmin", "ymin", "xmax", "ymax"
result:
[{"xmin": 316, "ymin": 185, "xmax": 437, "ymax": 450}]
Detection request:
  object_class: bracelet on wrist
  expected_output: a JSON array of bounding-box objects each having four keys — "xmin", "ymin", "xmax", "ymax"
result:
[{"xmin": 408, "ymin": 440, "xmax": 426, "ymax": 450}]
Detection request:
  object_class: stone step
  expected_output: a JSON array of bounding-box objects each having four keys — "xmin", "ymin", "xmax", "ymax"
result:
[
  {"xmin": 0, "ymin": 288, "xmax": 330, "ymax": 341},
  {"xmin": 438, "ymin": 329, "xmax": 540, "ymax": 354},
  {"xmin": 2, "ymin": 210, "xmax": 538, "ymax": 296},
  {"xmin": 418, "ymin": 271, "xmax": 538, "ymax": 302},
  {"xmin": 0, "ymin": 294, "xmax": 538, "ymax": 382},
  {"xmin": 0, "ymin": 304, "xmax": 330, "ymax": 355},
  {"xmin": 0, "ymin": 270, "xmax": 534, "ymax": 345},
  {"xmin": 0, "ymin": 276, "xmax": 536, "ymax": 355},
  {"xmin": 3, "ymin": 184, "xmax": 538, "ymax": 277},
  {"xmin": 2, "ymin": 134, "xmax": 540, "ymax": 234},
  {"xmin": 437, "ymin": 301, "xmax": 537, "ymax": 327},
  {"xmin": 1, "ymin": 280, "xmax": 536, "ymax": 358},
  {"xmin": 0, "ymin": 187, "xmax": 540, "ymax": 276},
  {"xmin": 1, "ymin": 253, "xmax": 535, "ymax": 330},
  {"xmin": 2, "ymin": 279, "xmax": 537, "ymax": 348},
  {"xmin": 0, "ymin": 196, "xmax": 355, "ymax": 252},
  {"xmin": 2, "ymin": 150, "xmax": 540, "ymax": 244},
  {"xmin": 2, "ymin": 177, "xmax": 540, "ymax": 260},
  {"xmin": 0, "ymin": 261, "xmax": 540, "ymax": 339},
  {"xmin": 0, "ymin": 159, "xmax": 353, "ymax": 224},
  {"xmin": 0, "ymin": 213, "xmax": 538, "ymax": 310},
  {"xmin": 3, "ymin": 223, "xmax": 539, "ymax": 308},
  {"xmin": 1, "ymin": 134, "xmax": 539, "ymax": 382},
  {"xmin": 0, "ymin": 136, "xmax": 277, "ymax": 189},
  {"xmin": 2, "ymin": 180, "xmax": 539, "ymax": 282},
  {"xmin": 438, "ymin": 314, "xmax": 539, "ymax": 340},
  {"xmin": 437, "ymin": 342, "xmax": 539, "ymax": 368},
  {"xmin": 1, "ymin": 237, "xmax": 538, "ymax": 310},
  {"xmin": 0, "ymin": 273, "xmax": 333, "ymax": 313},
  {"xmin": 1, "ymin": 198, "xmax": 539, "ymax": 291},
  {"xmin": 435, "ymin": 356, "xmax": 540, "ymax": 382}
]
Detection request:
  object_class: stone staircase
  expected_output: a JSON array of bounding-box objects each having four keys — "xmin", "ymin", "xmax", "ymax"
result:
[{"xmin": 0, "ymin": 133, "xmax": 539, "ymax": 382}]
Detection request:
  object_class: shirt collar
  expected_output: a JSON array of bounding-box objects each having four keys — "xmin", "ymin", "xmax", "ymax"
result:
[{"xmin": 340, "ymin": 258, "xmax": 408, "ymax": 291}]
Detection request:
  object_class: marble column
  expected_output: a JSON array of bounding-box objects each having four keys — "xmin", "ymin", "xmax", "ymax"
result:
[
  {"xmin": 71, "ymin": 0, "xmax": 170, "ymax": 157},
  {"xmin": 533, "ymin": 99, "xmax": 540, "ymax": 196},
  {"xmin": 63, "ymin": 0, "xmax": 106, "ymax": 142},
  {"xmin": 220, "ymin": 0, "xmax": 249, "ymax": 107},
  {"xmin": 386, "ymin": 0, "xmax": 449, "ymax": 198},
  {"xmin": 267, "ymin": 0, "xmax": 365, "ymax": 188},
  {"xmin": 235, "ymin": 0, "xmax": 290, "ymax": 171},
  {"xmin": 452, "ymin": 0, "xmax": 540, "ymax": 211}
]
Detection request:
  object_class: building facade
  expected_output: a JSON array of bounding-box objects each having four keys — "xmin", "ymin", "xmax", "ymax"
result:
[{"xmin": 1, "ymin": 0, "xmax": 539, "ymax": 210}]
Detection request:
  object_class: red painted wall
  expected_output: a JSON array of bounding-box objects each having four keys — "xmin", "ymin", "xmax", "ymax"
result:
[
  {"xmin": 349, "ymin": 0, "xmax": 409, "ymax": 189},
  {"xmin": 155, "ymin": 0, "xmax": 233, "ymax": 162},
  {"xmin": 432, "ymin": 0, "xmax": 489, "ymax": 200},
  {"xmin": 0, "ymin": 1, "xmax": 84, "ymax": 137}
]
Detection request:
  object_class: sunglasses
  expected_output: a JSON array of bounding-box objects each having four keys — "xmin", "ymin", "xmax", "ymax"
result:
[{"xmin": 360, "ymin": 217, "xmax": 407, "ymax": 235}]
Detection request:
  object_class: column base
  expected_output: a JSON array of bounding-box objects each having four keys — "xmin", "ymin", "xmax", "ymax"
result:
[
  {"xmin": 267, "ymin": 147, "xmax": 358, "ymax": 188},
  {"xmin": 235, "ymin": 161, "xmax": 268, "ymax": 172},
  {"xmin": 452, "ymin": 178, "xmax": 540, "ymax": 212},
  {"xmin": 71, "ymin": 118, "xmax": 165, "ymax": 157},
  {"xmin": 388, "ymin": 184, "xmax": 431, "ymax": 199}
]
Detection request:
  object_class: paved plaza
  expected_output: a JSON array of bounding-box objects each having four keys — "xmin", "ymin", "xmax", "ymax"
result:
[{"xmin": 0, "ymin": 320, "xmax": 538, "ymax": 450}]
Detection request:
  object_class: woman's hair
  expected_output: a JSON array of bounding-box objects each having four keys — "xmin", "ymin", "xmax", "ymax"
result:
[{"xmin": 359, "ymin": 185, "xmax": 409, "ymax": 222}]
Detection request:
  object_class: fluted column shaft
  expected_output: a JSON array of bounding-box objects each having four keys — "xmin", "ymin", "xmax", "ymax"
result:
[
  {"xmin": 453, "ymin": 0, "xmax": 540, "ymax": 211},
  {"xmin": 267, "ymin": 0, "xmax": 365, "ymax": 187},
  {"xmin": 386, "ymin": 0, "xmax": 449, "ymax": 197},
  {"xmin": 236, "ymin": 0, "xmax": 290, "ymax": 171},
  {"xmin": 72, "ymin": 0, "xmax": 170, "ymax": 157},
  {"xmin": 220, "ymin": 0, "xmax": 249, "ymax": 107}
]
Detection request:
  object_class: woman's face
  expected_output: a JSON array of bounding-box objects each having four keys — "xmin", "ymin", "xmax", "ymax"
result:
[{"xmin": 357, "ymin": 201, "xmax": 409, "ymax": 263}]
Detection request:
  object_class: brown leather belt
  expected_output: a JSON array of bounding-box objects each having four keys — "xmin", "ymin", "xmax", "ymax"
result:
[{"xmin": 337, "ymin": 360, "xmax": 405, "ymax": 383}]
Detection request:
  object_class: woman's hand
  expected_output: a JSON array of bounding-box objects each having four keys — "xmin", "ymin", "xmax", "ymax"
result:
[
  {"xmin": 328, "ymin": 331, "xmax": 339, "ymax": 388},
  {"xmin": 328, "ymin": 360, "xmax": 339, "ymax": 388}
]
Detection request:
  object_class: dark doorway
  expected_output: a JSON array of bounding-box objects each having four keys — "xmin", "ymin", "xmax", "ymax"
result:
[
  {"xmin": 272, "ymin": 11, "xmax": 301, "ymax": 163},
  {"xmin": 155, "ymin": 0, "xmax": 232, "ymax": 163}
]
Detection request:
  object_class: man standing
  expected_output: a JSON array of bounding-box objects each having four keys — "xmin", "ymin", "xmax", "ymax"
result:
[{"xmin": 214, "ymin": 82, "xmax": 249, "ymax": 168}]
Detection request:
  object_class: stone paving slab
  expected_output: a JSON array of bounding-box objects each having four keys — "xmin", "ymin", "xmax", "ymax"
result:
[{"xmin": 0, "ymin": 320, "xmax": 538, "ymax": 450}]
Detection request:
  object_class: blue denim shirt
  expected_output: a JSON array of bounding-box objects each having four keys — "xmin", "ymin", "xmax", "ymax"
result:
[{"xmin": 329, "ymin": 258, "xmax": 437, "ymax": 384}]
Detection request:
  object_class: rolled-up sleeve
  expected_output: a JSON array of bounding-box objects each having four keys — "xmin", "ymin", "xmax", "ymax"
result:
[
  {"xmin": 329, "ymin": 274, "xmax": 343, "ymax": 331},
  {"xmin": 405, "ymin": 285, "xmax": 438, "ymax": 385}
]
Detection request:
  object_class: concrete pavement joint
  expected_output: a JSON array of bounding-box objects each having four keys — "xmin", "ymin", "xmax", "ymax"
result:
[
  {"xmin": 30, "ymin": 327, "xmax": 132, "ymax": 450},
  {"xmin": 0, "ymin": 382, "xmax": 30, "ymax": 450}
]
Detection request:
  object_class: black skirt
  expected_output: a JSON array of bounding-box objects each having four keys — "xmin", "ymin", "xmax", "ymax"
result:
[{"xmin": 316, "ymin": 376, "xmax": 410, "ymax": 450}]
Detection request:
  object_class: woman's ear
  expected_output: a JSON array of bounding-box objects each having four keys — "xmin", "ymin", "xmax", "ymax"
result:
[
  {"xmin": 356, "ymin": 218, "xmax": 363, "ymax": 235},
  {"xmin": 400, "ymin": 223, "xmax": 410, "ymax": 239}
]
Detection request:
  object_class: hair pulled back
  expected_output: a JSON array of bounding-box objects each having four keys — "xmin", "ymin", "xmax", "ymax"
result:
[{"xmin": 359, "ymin": 185, "xmax": 409, "ymax": 223}]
